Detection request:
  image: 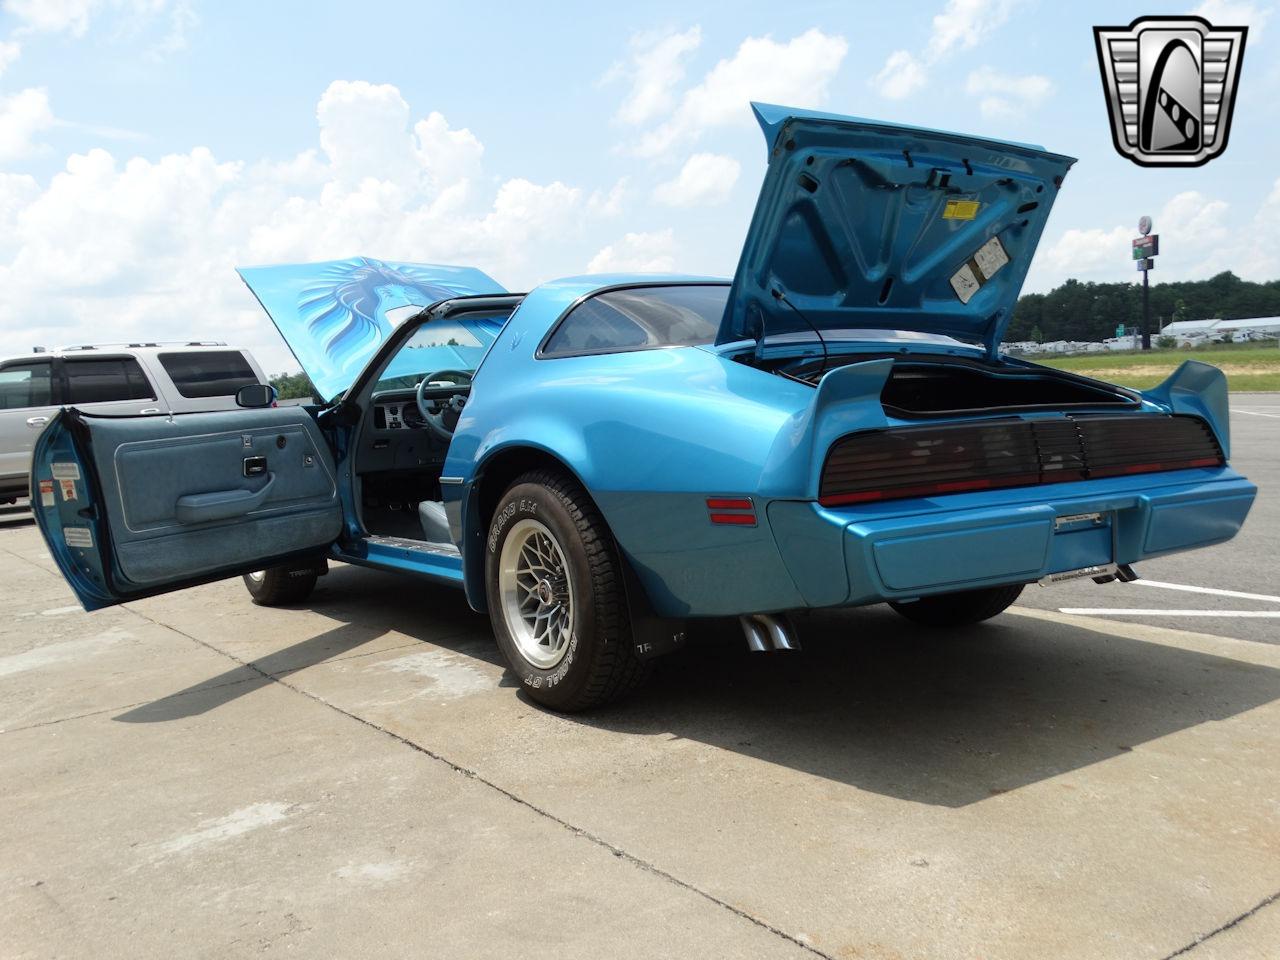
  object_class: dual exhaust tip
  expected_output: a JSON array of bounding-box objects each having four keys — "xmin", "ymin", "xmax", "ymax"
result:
[{"xmin": 740, "ymin": 613, "xmax": 800, "ymax": 652}]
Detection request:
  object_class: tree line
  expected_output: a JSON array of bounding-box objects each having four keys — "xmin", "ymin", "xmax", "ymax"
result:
[{"xmin": 1007, "ymin": 272, "xmax": 1280, "ymax": 344}]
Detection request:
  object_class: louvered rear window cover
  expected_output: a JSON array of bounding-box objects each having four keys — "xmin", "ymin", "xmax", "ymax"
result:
[{"xmin": 819, "ymin": 415, "xmax": 1223, "ymax": 505}]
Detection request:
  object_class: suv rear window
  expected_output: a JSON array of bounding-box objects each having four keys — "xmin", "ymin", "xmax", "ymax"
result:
[
  {"xmin": 64, "ymin": 357, "xmax": 154, "ymax": 404},
  {"xmin": 540, "ymin": 284, "xmax": 728, "ymax": 358},
  {"xmin": 158, "ymin": 351, "xmax": 258, "ymax": 398},
  {"xmin": 0, "ymin": 361, "xmax": 53, "ymax": 409}
]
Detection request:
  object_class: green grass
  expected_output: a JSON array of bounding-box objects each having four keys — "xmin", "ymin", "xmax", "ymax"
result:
[{"xmin": 1032, "ymin": 343, "xmax": 1280, "ymax": 391}]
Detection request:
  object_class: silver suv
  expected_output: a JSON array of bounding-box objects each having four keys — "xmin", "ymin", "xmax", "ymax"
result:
[{"xmin": 0, "ymin": 342, "xmax": 269, "ymax": 504}]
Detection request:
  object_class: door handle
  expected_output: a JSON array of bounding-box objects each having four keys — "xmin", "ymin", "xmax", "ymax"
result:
[
  {"xmin": 26, "ymin": 417, "xmax": 48, "ymax": 427},
  {"xmin": 139, "ymin": 408, "xmax": 161, "ymax": 415}
]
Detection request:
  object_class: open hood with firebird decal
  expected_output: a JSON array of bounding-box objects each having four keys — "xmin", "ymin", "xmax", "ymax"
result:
[{"xmin": 238, "ymin": 256, "xmax": 506, "ymax": 402}]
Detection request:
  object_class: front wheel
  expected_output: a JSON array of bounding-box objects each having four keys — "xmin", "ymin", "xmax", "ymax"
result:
[
  {"xmin": 242, "ymin": 559, "xmax": 320, "ymax": 606},
  {"xmin": 485, "ymin": 470, "xmax": 649, "ymax": 711},
  {"xmin": 889, "ymin": 583, "xmax": 1024, "ymax": 627}
]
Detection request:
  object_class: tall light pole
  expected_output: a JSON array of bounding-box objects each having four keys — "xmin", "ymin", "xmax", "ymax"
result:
[{"xmin": 1133, "ymin": 216, "xmax": 1158, "ymax": 351}]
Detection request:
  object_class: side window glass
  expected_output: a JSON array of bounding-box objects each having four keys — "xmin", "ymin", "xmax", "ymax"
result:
[
  {"xmin": 0, "ymin": 362, "xmax": 53, "ymax": 410},
  {"xmin": 542, "ymin": 299, "xmax": 650, "ymax": 355},
  {"xmin": 64, "ymin": 357, "xmax": 155, "ymax": 404},
  {"xmin": 157, "ymin": 351, "xmax": 257, "ymax": 398},
  {"xmin": 541, "ymin": 285, "xmax": 728, "ymax": 358}
]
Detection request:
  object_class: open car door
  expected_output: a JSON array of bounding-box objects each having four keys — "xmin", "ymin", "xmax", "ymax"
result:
[{"xmin": 32, "ymin": 405, "xmax": 343, "ymax": 610}]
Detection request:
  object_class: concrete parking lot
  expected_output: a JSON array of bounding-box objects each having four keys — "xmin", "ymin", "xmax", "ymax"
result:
[{"xmin": 2, "ymin": 397, "xmax": 1277, "ymax": 960}]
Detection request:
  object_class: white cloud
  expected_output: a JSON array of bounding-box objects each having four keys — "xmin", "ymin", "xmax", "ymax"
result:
[
  {"xmin": 631, "ymin": 28, "xmax": 848, "ymax": 157},
  {"xmin": 587, "ymin": 229, "xmax": 676, "ymax": 273},
  {"xmin": 1039, "ymin": 225, "xmax": 1131, "ymax": 277},
  {"xmin": 3, "ymin": 0, "xmax": 198, "ymax": 59},
  {"xmin": 609, "ymin": 27, "xmax": 702, "ymax": 127},
  {"xmin": 1239, "ymin": 177, "xmax": 1280, "ymax": 279},
  {"xmin": 150, "ymin": 0, "xmax": 197, "ymax": 58},
  {"xmin": 872, "ymin": 51, "xmax": 927, "ymax": 100},
  {"xmin": 413, "ymin": 110, "xmax": 484, "ymax": 191},
  {"xmin": 2, "ymin": 0, "xmax": 189, "ymax": 37},
  {"xmin": 0, "ymin": 170, "xmax": 39, "ymax": 258},
  {"xmin": 0, "ymin": 81, "xmax": 601, "ymax": 372},
  {"xmin": 1030, "ymin": 191, "xmax": 1238, "ymax": 289},
  {"xmin": 871, "ymin": 0, "xmax": 1022, "ymax": 99},
  {"xmin": 926, "ymin": 0, "xmax": 1019, "ymax": 59},
  {"xmin": 1162, "ymin": 190, "xmax": 1228, "ymax": 244},
  {"xmin": 316, "ymin": 80, "xmax": 417, "ymax": 186},
  {"xmin": 1192, "ymin": 0, "xmax": 1271, "ymax": 35},
  {"xmin": 652, "ymin": 152, "xmax": 740, "ymax": 207},
  {"xmin": 966, "ymin": 66, "xmax": 1053, "ymax": 118},
  {"xmin": 587, "ymin": 177, "xmax": 627, "ymax": 217},
  {"xmin": 0, "ymin": 87, "xmax": 54, "ymax": 161},
  {"xmin": 3, "ymin": 0, "xmax": 98, "ymax": 36},
  {"xmin": 0, "ymin": 39, "xmax": 20, "ymax": 76}
]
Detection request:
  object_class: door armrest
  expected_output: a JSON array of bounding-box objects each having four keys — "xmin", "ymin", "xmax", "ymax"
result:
[{"xmin": 175, "ymin": 474, "xmax": 275, "ymax": 524}]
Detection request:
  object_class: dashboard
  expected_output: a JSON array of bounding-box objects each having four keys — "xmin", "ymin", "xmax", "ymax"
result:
[
  {"xmin": 358, "ymin": 390, "xmax": 443, "ymax": 473},
  {"xmin": 356, "ymin": 381, "xmax": 467, "ymax": 474},
  {"xmin": 373, "ymin": 399, "xmax": 426, "ymax": 430}
]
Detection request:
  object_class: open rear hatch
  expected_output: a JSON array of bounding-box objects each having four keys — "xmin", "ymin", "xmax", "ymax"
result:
[{"xmin": 719, "ymin": 103, "xmax": 1076, "ymax": 361}]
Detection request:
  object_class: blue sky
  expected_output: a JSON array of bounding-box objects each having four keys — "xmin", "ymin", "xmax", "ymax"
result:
[{"xmin": 1, "ymin": 0, "xmax": 1277, "ymax": 372}]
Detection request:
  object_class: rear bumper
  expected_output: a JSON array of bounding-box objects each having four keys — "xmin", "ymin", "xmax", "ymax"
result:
[{"xmin": 768, "ymin": 467, "xmax": 1256, "ymax": 607}]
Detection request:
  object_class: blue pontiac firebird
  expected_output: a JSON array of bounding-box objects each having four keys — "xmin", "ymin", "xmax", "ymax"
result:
[{"xmin": 32, "ymin": 104, "xmax": 1256, "ymax": 710}]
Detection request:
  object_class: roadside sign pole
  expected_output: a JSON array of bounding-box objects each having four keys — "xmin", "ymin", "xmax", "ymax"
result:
[
  {"xmin": 1133, "ymin": 217, "xmax": 1157, "ymax": 351},
  {"xmin": 1142, "ymin": 267, "xmax": 1151, "ymax": 350}
]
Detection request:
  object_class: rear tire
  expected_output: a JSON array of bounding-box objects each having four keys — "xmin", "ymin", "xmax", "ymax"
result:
[
  {"xmin": 485, "ymin": 469, "xmax": 649, "ymax": 712},
  {"xmin": 242, "ymin": 560, "xmax": 320, "ymax": 606},
  {"xmin": 889, "ymin": 584, "xmax": 1024, "ymax": 627}
]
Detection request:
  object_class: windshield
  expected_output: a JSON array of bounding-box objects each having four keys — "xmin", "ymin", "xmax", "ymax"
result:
[{"xmin": 374, "ymin": 314, "xmax": 508, "ymax": 391}]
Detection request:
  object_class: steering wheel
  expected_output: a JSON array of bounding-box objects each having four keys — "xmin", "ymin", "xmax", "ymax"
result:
[{"xmin": 415, "ymin": 370, "xmax": 473, "ymax": 442}]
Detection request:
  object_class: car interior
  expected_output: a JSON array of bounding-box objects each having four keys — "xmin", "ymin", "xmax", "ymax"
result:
[{"xmin": 348, "ymin": 297, "xmax": 523, "ymax": 552}]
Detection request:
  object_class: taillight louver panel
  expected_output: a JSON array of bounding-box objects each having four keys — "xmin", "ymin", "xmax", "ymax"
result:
[{"xmin": 820, "ymin": 415, "xmax": 1223, "ymax": 506}]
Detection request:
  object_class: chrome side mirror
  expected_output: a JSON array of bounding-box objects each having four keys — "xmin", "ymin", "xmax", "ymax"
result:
[{"xmin": 235, "ymin": 383, "xmax": 277, "ymax": 408}]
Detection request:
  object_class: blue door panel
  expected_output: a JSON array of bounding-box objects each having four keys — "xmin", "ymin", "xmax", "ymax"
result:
[
  {"xmin": 33, "ymin": 406, "xmax": 343, "ymax": 609},
  {"xmin": 99, "ymin": 417, "xmax": 339, "ymax": 587}
]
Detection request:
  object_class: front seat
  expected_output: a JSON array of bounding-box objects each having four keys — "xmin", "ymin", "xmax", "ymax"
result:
[{"xmin": 418, "ymin": 500, "xmax": 451, "ymax": 545}]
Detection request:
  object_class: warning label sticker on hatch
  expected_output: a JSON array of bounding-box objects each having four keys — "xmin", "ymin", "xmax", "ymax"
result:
[
  {"xmin": 51, "ymin": 462, "xmax": 81, "ymax": 481},
  {"xmin": 949, "ymin": 236, "xmax": 1011, "ymax": 304},
  {"xmin": 64, "ymin": 526, "xmax": 93, "ymax": 549},
  {"xmin": 943, "ymin": 199, "xmax": 981, "ymax": 220},
  {"xmin": 39, "ymin": 479, "xmax": 55, "ymax": 507},
  {"xmin": 973, "ymin": 236, "xmax": 1010, "ymax": 280},
  {"xmin": 949, "ymin": 264, "xmax": 981, "ymax": 304}
]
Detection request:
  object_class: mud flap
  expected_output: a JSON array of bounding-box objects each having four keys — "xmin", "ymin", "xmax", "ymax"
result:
[{"xmin": 619, "ymin": 556, "xmax": 688, "ymax": 661}]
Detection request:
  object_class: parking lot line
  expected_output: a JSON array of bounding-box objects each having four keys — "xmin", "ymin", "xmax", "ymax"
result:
[
  {"xmin": 1131, "ymin": 579, "xmax": 1280, "ymax": 605},
  {"xmin": 1059, "ymin": 608, "xmax": 1280, "ymax": 618},
  {"xmin": 1233, "ymin": 409, "xmax": 1280, "ymax": 418}
]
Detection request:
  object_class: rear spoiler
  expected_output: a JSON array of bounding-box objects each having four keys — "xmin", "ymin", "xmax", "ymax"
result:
[{"xmin": 759, "ymin": 359, "xmax": 894, "ymax": 500}]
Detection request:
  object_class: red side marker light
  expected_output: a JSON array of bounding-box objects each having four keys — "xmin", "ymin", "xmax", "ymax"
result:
[{"xmin": 707, "ymin": 496, "xmax": 756, "ymax": 525}]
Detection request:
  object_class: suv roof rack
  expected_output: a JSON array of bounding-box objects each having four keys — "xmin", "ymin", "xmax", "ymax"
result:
[{"xmin": 56, "ymin": 341, "xmax": 229, "ymax": 351}]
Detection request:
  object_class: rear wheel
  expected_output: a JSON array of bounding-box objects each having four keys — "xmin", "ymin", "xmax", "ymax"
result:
[
  {"xmin": 889, "ymin": 584, "xmax": 1024, "ymax": 627},
  {"xmin": 242, "ymin": 560, "xmax": 320, "ymax": 606},
  {"xmin": 485, "ymin": 469, "xmax": 649, "ymax": 712}
]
